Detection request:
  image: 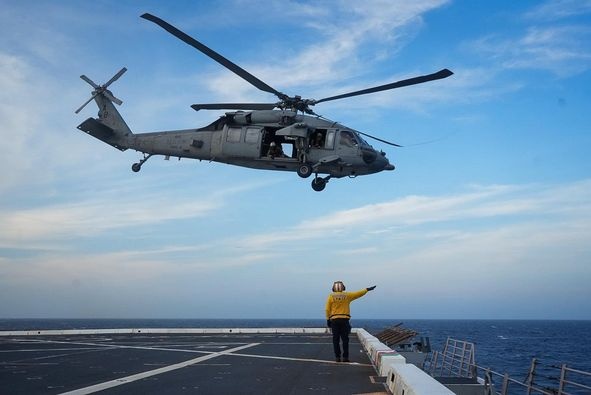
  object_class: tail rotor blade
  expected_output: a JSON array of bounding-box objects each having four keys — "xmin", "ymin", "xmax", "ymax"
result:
[
  {"xmin": 75, "ymin": 94, "xmax": 96, "ymax": 114},
  {"xmin": 104, "ymin": 67, "xmax": 127, "ymax": 89},
  {"xmin": 75, "ymin": 67, "xmax": 126, "ymax": 113},
  {"xmin": 103, "ymin": 90, "xmax": 123, "ymax": 105},
  {"xmin": 80, "ymin": 75, "xmax": 99, "ymax": 89}
]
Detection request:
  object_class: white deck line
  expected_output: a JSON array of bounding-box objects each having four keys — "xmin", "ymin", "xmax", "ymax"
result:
[
  {"xmin": 57, "ymin": 342, "xmax": 259, "ymax": 395},
  {"xmin": 0, "ymin": 327, "xmax": 332, "ymax": 336},
  {"xmin": 229, "ymin": 351, "xmax": 372, "ymax": 367},
  {"xmin": 23, "ymin": 338, "xmax": 219, "ymax": 354}
]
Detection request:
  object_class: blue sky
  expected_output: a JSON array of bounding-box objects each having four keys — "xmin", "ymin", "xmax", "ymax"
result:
[{"xmin": 1, "ymin": 0, "xmax": 590, "ymax": 320}]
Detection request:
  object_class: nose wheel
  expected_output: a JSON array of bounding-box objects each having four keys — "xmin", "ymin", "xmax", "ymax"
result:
[
  {"xmin": 132, "ymin": 154, "xmax": 153, "ymax": 172},
  {"xmin": 311, "ymin": 175, "xmax": 330, "ymax": 192}
]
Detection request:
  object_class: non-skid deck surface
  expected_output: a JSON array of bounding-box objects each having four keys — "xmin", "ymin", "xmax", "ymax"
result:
[{"xmin": 0, "ymin": 332, "xmax": 388, "ymax": 394}]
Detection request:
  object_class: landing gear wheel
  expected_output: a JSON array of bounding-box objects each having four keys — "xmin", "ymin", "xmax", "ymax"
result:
[
  {"xmin": 297, "ymin": 164, "xmax": 313, "ymax": 178},
  {"xmin": 311, "ymin": 177, "xmax": 326, "ymax": 192},
  {"xmin": 131, "ymin": 153, "xmax": 153, "ymax": 173}
]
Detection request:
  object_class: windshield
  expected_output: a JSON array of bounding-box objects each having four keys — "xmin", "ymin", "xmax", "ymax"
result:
[{"xmin": 355, "ymin": 132, "xmax": 371, "ymax": 147}]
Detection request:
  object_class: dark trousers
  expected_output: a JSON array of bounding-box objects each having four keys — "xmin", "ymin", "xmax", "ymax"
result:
[{"xmin": 331, "ymin": 318, "xmax": 351, "ymax": 358}]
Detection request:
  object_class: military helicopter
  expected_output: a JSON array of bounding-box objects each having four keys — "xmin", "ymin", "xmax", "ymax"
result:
[{"xmin": 75, "ymin": 13, "xmax": 453, "ymax": 191}]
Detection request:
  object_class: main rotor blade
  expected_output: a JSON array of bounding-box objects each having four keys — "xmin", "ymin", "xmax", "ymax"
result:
[
  {"xmin": 191, "ymin": 103, "xmax": 277, "ymax": 112},
  {"xmin": 357, "ymin": 131, "xmax": 402, "ymax": 147},
  {"xmin": 314, "ymin": 69, "xmax": 453, "ymax": 105},
  {"xmin": 141, "ymin": 13, "xmax": 286, "ymax": 100}
]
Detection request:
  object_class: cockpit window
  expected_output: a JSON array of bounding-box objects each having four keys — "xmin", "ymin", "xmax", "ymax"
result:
[
  {"xmin": 359, "ymin": 135, "xmax": 370, "ymax": 147},
  {"xmin": 340, "ymin": 130, "xmax": 358, "ymax": 147}
]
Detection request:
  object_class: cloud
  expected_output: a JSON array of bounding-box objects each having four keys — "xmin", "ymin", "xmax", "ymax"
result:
[
  {"xmin": 1, "ymin": 196, "xmax": 216, "ymax": 242},
  {"xmin": 472, "ymin": 26, "xmax": 591, "ymax": 77},
  {"xmin": 525, "ymin": 0, "xmax": 591, "ymax": 21},
  {"xmin": 0, "ymin": 53, "xmax": 45, "ymax": 191},
  {"xmin": 314, "ymin": 67, "xmax": 522, "ymax": 114},
  {"xmin": 466, "ymin": 1, "xmax": 591, "ymax": 78},
  {"xmin": 237, "ymin": 180, "xmax": 591, "ymax": 253},
  {"xmin": 0, "ymin": 50, "xmax": 119, "ymax": 195},
  {"xmin": 0, "ymin": 177, "xmax": 277, "ymax": 248},
  {"xmin": 1, "ymin": 179, "xmax": 589, "ymax": 318},
  {"xmin": 199, "ymin": 0, "xmax": 451, "ymax": 101}
]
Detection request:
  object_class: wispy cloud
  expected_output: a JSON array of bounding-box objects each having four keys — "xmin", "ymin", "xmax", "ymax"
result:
[
  {"xmin": 466, "ymin": 1, "xmax": 591, "ymax": 77},
  {"xmin": 0, "ymin": 176, "xmax": 277, "ymax": 248},
  {"xmin": 471, "ymin": 26, "xmax": 591, "ymax": 77},
  {"xmin": 0, "ymin": 53, "xmax": 46, "ymax": 191},
  {"xmin": 525, "ymin": 0, "xmax": 591, "ymax": 21},
  {"xmin": 237, "ymin": 180, "xmax": 591, "ymax": 252},
  {"xmin": 199, "ymin": 0, "xmax": 450, "ymax": 101},
  {"xmin": 1, "ymin": 179, "xmax": 589, "ymax": 318},
  {"xmin": 0, "ymin": 194, "xmax": 219, "ymax": 244}
]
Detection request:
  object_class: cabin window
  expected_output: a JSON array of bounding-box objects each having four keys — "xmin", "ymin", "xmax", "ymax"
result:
[
  {"xmin": 310, "ymin": 128, "xmax": 336, "ymax": 149},
  {"xmin": 325, "ymin": 130, "xmax": 336, "ymax": 149},
  {"xmin": 245, "ymin": 127, "xmax": 260, "ymax": 144},
  {"xmin": 226, "ymin": 127, "xmax": 242, "ymax": 143},
  {"xmin": 310, "ymin": 130, "xmax": 325, "ymax": 148}
]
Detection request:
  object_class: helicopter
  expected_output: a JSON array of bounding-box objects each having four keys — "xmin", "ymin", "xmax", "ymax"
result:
[{"xmin": 75, "ymin": 13, "xmax": 453, "ymax": 191}]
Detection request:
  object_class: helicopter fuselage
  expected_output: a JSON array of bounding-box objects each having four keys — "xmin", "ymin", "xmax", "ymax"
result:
[{"xmin": 82, "ymin": 107, "xmax": 394, "ymax": 181}]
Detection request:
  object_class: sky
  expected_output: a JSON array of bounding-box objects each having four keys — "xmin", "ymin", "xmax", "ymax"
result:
[{"xmin": 1, "ymin": 0, "xmax": 590, "ymax": 320}]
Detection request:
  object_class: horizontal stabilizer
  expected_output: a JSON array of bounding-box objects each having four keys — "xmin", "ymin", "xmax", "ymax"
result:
[{"xmin": 77, "ymin": 118, "xmax": 126, "ymax": 151}]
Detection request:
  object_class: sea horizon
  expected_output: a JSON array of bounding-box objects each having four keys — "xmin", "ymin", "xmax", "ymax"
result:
[{"xmin": 2, "ymin": 317, "xmax": 589, "ymax": 321}]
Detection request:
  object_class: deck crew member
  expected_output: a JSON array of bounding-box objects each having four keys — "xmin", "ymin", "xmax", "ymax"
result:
[{"xmin": 325, "ymin": 281, "xmax": 376, "ymax": 362}]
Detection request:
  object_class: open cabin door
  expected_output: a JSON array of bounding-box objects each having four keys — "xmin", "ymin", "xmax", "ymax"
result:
[{"xmin": 275, "ymin": 123, "xmax": 308, "ymax": 162}]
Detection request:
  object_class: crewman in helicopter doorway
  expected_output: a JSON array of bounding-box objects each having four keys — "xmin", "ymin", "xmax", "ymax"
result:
[{"xmin": 325, "ymin": 281, "xmax": 376, "ymax": 362}]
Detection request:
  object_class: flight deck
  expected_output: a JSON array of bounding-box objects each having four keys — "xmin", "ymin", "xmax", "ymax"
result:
[{"xmin": 0, "ymin": 329, "xmax": 388, "ymax": 394}]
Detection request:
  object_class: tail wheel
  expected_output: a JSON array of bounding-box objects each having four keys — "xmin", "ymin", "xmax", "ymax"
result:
[
  {"xmin": 297, "ymin": 164, "xmax": 313, "ymax": 178},
  {"xmin": 131, "ymin": 153, "xmax": 153, "ymax": 173}
]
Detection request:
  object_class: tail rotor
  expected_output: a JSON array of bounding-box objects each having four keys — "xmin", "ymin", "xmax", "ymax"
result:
[{"xmin": 75, "ymin": 67, "xmax": 127, "ymax": 114}]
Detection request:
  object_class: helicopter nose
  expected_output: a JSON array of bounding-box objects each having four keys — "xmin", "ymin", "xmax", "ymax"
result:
[
  {"xmin": 378, "ymin": 151, "xmax": 395, "ymax": 171},
  {"xmin": 371, "ymin": 151, "xmax": 394, "ymax": 172},
  {"xmin": 361, "ymin": 147, "xmax": 377, "ymax": 164}
]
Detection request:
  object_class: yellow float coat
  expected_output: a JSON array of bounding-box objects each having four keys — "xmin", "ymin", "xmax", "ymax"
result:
[{"xmin": 325, "ymin": 289, "xmax": 368, "ymax": 320}]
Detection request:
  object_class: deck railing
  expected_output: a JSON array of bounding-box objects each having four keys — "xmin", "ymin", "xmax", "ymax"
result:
[{"xmin": 424, "ymin": 338, "xmax": 591, "ymax": 395}]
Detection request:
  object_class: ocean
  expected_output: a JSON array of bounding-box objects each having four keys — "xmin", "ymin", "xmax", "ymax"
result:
[{"xmin": 1, "ymin": 318, "xmax": 590, "ymax": 392}]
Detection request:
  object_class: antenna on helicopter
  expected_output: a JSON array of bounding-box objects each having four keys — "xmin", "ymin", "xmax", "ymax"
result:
[{"xmin": 75, "ymin": 67, "xmax": 127, "ymax": 114}]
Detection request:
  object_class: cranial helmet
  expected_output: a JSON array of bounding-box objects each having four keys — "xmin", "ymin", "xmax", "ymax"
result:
[{"xmin": 332, "ymin": 281, "xmax": 346, "ymax": 292}]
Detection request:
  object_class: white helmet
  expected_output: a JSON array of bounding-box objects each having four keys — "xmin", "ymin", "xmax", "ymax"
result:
[{"xmin": 332, "ymin": 281, "xmax": 345, "ymax": 292}]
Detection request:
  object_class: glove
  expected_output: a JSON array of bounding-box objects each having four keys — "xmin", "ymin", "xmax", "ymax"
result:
[
  {"xmin": 326, "ymin": 319, "xmax": 331, "ymax": 328},
  {"xmin": 366, "ymin": 285, "xmax": 376, "ymax": 291}
]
